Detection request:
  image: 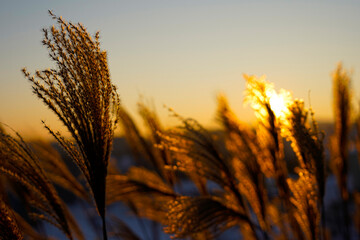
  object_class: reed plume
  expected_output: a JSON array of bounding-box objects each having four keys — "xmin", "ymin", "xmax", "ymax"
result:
[
  {"xmin": 13, "ymin": 211, "xmax": 52, "ymax": 240},
  {"xmin": 283, "ymin": 100, "xmax": 325, "ymax": 201},
  {"xmin": 0, "ymin": 197, "xmax": 23, "ymax": 240},
  {"xmin": 244, "ymin": 75, "xmax": 311, "ymax": 239},
  {"xmin": 164, "ymin": 196, "xmax": 248, "ymax": 239},
  {"xmin": 159, "ymin": 109, "xmax": 262, "ymax": 238},
  {"xmin": 107, "ymin": 166, "xmax": 176, "ymax": 225},
  {"xmin": 117, "ymin": 105, "xmax": 153, "ymax": 168},
  {"xmin": 22, "ymin": 11, "xmax": 120, "ymax": 239},
  {"xmin": 282, "ymin": 100, "xmax": 325, "ymax": 239},
  {"xmin": 32, "ymin": 140, "xmax": 90, "ymax": 201},
  {"xmin": 356, "ymin": 102, "xmax": 360, "ymax": 165},
  {"xmin": 217, "ymin": 95, "xmax": 270, "ymax": 235},
  {"xmin": 331, "ymin": 63, "xmax": 351, "ymax": 201},
  {"xmin": 138, "ymin": 102, "xmax": 175, "ymax": 185},
  {"xmin": 107, "ymin": 167, "xmax": 176, "ymax": 204},
  {"xmin": 159, "ymin": 110, "xmax": 235, "ymax": 192},
  {"xmin": 107, "ymin": 170, "xmax": 175, "ymax": 227},
  {"xmin": 243, "ymin": 74, "xmax": 290, "ymax": 197},
  {"xmin": 117, "ymin": 103, "xmax": 174, "ymax": 183},
  {"xmin": 0, "ymin": 127, "xmax": 82, "ymax": 240},
  {"xmin": 330, "ymin": 63, "xmax": 351, "ymax": 239},
  {"xmin": 287, "ymin": 169, "xmax": 320, "ymax": 240},
  {"xmin": 356, "ymin": 106, "xmax": 360, "ymax": 235},
  {"xmin": 110, "ymin": 103, "xmax": 178, "ymax": 238}
]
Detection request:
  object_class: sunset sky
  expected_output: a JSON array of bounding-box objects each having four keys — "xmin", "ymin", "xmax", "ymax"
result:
[{"xmin": 1, "ymin": 0, "xmax": 360, "ymax": 138}]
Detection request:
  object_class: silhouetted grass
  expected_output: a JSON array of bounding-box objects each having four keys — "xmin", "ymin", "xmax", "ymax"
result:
[
  {"xmin": 22, "ymin": 11, "xmax": 120, "ymax": 240},
  {"xmin": 1, "ymin": 12, "xmax": 360, "ymax": 240}
]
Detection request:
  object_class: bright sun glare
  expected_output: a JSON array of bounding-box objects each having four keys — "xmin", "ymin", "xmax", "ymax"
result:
[
  {"xmin": 244, "ymin": 74, "xmax": 293, "ymax": 122},
  {"xmin": 269, "ymin": 92, "xmax": 287, "ymax": 118}
]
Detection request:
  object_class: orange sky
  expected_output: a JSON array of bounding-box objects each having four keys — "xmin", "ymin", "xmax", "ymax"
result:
[{"xmin": 1, "ymin": 0, "xmax": 360, "ymax": 139}]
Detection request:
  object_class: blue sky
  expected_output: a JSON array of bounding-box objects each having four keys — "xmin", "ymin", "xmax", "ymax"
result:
[{"xmin": 1, "ymin": 0, "xmax": 360, "ymax": 138}]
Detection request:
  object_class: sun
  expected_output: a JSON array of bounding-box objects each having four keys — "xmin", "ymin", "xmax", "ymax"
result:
[
  {"xmin": 269, "ymin": 92, "xmax": 287, "ymax": 118},
  {"xmin": 243, "ymin": 74, "xmax": 293, "ymax": 121},
  {"xmin": 267, "ymin": 88, "xmax": 293, "ymax": 120}
]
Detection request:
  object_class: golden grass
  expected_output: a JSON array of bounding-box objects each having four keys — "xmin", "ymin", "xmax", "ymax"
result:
[
  {"xmin": 0, "ymin": 197, "xmax": 23, "ymax": 240},
  {"xmin": 1, "ymin": 12, "xmax": 360, "ymax": 240},
  {"xmin": 0, "ymin": 126, "xmax": 83, "ymax": 240},
  {"xmin": 21, "ymin": 11, "xmax": 120, "ymax": 240}
]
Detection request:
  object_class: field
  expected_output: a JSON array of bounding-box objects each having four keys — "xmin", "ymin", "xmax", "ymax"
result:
[{"xmin": 1, "ymin": 12, "xmax": 360, "ymax": 240}]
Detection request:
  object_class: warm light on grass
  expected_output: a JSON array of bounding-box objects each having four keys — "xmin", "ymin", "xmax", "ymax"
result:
[
  {"xmin": 243, "ymin": 74, "xmax": 292, "ymax": 122},
  {"xmin": 269, "ymin": 90, "xmax": 290, "ymax": 119},
  {"xmin": 1, "ymin": 9, "xmax": 359, "ymax": 239}
]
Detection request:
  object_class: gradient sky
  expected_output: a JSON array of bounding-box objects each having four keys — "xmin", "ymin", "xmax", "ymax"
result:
[{"xmin": 1, "ymin": 0, "xmax": 360, "ymax": 138}]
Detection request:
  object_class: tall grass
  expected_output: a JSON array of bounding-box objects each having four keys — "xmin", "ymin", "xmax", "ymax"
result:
[
  {"xmin": 22, "ymin": 11, "xmax": 119, "ymax": 240},
  {"xmin": 1, "ymin": 12, "xmax": 360, "ymax": 240},
  {"xmin": 0, "ymin": 126, "xmax": 83, "ymax": 240},
  {"xmin": 330, "ymin": 63, "xmax": 352, "ymax": 239},
  {"xmin": 0, "ymin": 197, "xmax": 23, "ymax": 240}
]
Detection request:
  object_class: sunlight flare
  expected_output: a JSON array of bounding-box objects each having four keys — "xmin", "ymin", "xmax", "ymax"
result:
[
  {"xmin": 269, "ymin": 89, "xmax": 292, "ymax": 119},
  {"xmin": 243, "ymin": 74, "xmax": 292, "ymax": 122}
]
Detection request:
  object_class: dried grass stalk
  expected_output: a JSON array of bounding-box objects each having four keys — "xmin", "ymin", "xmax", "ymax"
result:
[
  {"xmin": 288, "ymin": 169, "xmax": 320, "ymax": 240},
  {"xmin": 160, "ymin": 110, "xmax": 235, "ymax": 192},
  {"xmin": 243, "ymin": 74, "xmax": 290, "ymax": 198},
  {"xmin": 283, "ymin": 100, "xmax": 325, "ymax": 202},
  {"xmin": 32, "ymin": 140, "xmax": 90, "ymax": 201},
  {"xmin": 159, "ymin": 109, "xmax": 261, "ymax": 238},
  {"xmin": 330, "ymin": 63, "xmax": 352, "ymax": 239},
  {"xmin": 165, "ymin": 196, "xmax": 247, "ymax": 239},
  {"xmin": 117, "ymin": 106, "xmax": 154, "ymax": 167},
  {"xmin": 0, "ymin": 197, "xmax": 23, "ymax": 240},
  {"xmin": 217, "ymin": 95, "xmax": 270, "ymax": 234},
  {"xmin": 106, "ymin": 167, "xmax": 176, "ymax": 205},
  {"xmin": 14, "ymin": 211, "xmax": 52, "ymax": 240},
  {"xmin": 331, "ymin": 63, "xmax": 351, "ymax": 201},
  {"xmin": 0, "ymin": 127, "xmax": 82, "ymax": 240},
  {"xmin": 356, "ymin": 102, "xmax": 360, "ymax": 166},
  {"xmin": 138, "ymin": 102, "xmax": 174, "ymax": 185},
  {"xmin": 22, "ymin": 11, "xmax": 120, "ymax": 239}
]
